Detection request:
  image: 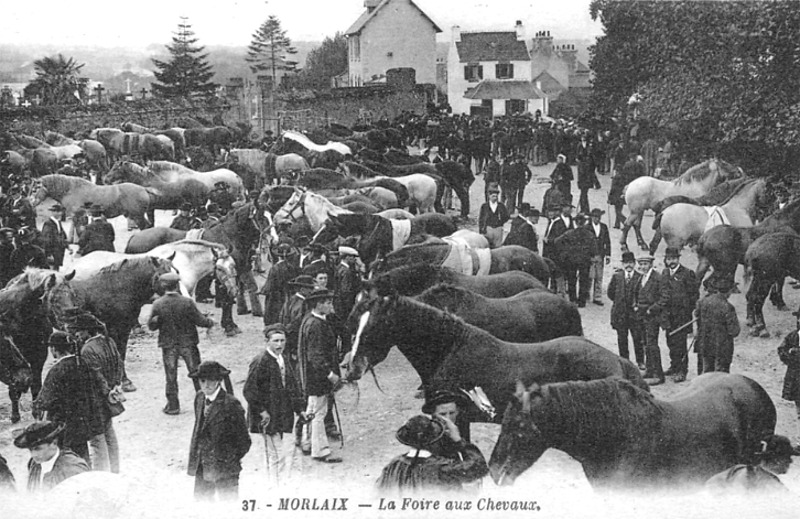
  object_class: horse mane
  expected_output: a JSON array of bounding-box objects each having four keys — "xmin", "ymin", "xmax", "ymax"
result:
[
  {"xmin": 698, "ymin": 177, "xmax": 755, "ymax": 206},
  {"xmin": 370, "ymin": 263, "xmax": 442, "ymax": 295},
  {"xmin": 672, "ymin": 160, "xmax": 718, "ymax": 186},
  {"xmin": 97, "ymin": 256, "xmax": 165, "ymax": 276},
  {"xmin": 417, "ymin": 283, "xmax": 474, "ymax": 304},
  {"xmin": 42, "ymin": 174, "xmax": 92, "ymax": 194},
  {"xmin": 538, "ymin": 378, "xmax": 662, "ymax": 444}
]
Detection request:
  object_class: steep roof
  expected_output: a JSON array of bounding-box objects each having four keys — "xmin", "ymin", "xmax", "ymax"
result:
[
  {"xmin": 533, "ymin": 71, "xmax": 566, "ymax": 93},
  {"xmin": 464, "ymin": 80, "xmax": 545, "ymax": 100},
  {"xmin": 574, "ymin": 61, "xmax": 591, "ymax": 73},
  {"xmin": 345, "ymin": 0, "xmax": 442, "ymax": 36},
  {"xmin": 456, "ymin": 32, "xmax": 530, "ymax": 63}
]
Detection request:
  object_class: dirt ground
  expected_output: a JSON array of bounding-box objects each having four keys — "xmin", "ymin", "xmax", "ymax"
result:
[{"xmin": 2, "ymin": 164, "xmax": 800, "ymax": 518}]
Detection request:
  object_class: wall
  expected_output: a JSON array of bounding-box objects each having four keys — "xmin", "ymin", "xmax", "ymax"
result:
[{"xmin": 446, "ymin": 52, "xmax": 532, "ymax": 115}]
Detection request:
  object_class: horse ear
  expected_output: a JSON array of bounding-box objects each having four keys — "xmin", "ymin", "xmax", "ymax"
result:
[
  {"xmin": 63, "ymin": 270, "xmax": 76, "ymax": 282},
  {"xmin": 167, "ymin": 251, "xmax": 176, "ymax": 262}
]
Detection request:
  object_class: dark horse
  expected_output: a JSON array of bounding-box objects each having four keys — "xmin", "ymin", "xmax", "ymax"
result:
[
  {"xmin": 0, "ymin": 319, "xmax": 33, "ymax": 423},
  {"xmin": 490, "ymin": 374, "xmax": 777, "ymax": 491},
  {"xmin": 345, "ymin": 294, "xmax": 647, "ymax": 433},
  {"xmin": 314, "ymin": 212, "xmax": 456, "ymax": 264},
  {"xmin": 744, "ymin": 232, "xmax": 800, "ymax": 338},
  {"xmin": 366, "ymin": 263, "xmax": 547, "ymax": 298},
  {"xmin": 373, "ymin": 240, "xmax": 551, "ymax": 284},
  {"xmin": 414, "ymin": 284, "xmax": 582, "ymax": 343},
  {"xmin": 0, "ymin": 269, "xmax": 64, "ymax": 423},
  {"xmin": 47, "ymin": 257, "xmax": 177, "ymax": 391}
]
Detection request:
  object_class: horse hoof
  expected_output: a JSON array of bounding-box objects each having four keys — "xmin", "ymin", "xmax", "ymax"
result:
[
  {"xmin": 122, "ymin": 380, "xmax": 137, "ymax": 392},
  {"xmin": 745, "ymin": 318, "xmax": 755, "ymax": 327}
]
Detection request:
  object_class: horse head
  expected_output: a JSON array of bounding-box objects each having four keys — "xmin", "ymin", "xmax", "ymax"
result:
[
  {"xmin": 489, "ymin": 380, "xmax": 547, "ymax": 486},
  {"xmin": 28, "ymin": 178, "xmax": 49, "ymax": 207},
  {"xmin": 150, "ymin": 255, "xmax": 178, "ymax": 296},
  {"xmin": 212, "ymin": 247, "xmax": 238, "ymax": 299},
  {"xmin": 345, "ymin": 293, "xmax": 400, "ymax": 381}
]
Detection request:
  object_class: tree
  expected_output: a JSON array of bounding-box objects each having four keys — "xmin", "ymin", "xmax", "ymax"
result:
[
  {"xmin": 246, "ymin": 15, "xmax": 298, "ymax": 86},
  {"xmin": 297, "ymin": 33, "xmax": 348, "ymax": 89},
  {"xmin": 24, "ymin": 54, "xmax": 89, "ymax": 105},
  {"xmin": 151, "ymin": 17, "xmax": 218, "ymax": 99}
]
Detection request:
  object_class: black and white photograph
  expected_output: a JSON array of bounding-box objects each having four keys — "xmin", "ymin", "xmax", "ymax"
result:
[{"xmin": 1, "ymin": 0, "xmax": 800, "ymax": 517}]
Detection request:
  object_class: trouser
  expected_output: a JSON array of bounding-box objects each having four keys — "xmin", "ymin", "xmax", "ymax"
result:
[
  {"xmin": 564, "ymin": 269, "xmax": 577, "ymax": 302},
  {"xmin": 502, "ymin": 185, "xmax": 518, "ymax": 209},
  {"xmin": 589, "ymin": 256, "xmax": 605, "ymax": 302},
  {"xmin": 566, "ymin": 266, "xmax": 589, "ymax": 304},
  {"xmin": 613, "ymin": 202, "xmax": 625, "ymax": 228},
  {"xmin": 303, "ymin": 394, "xmax": 331, "ymax": 459},
  {"xmin": 642, "ymin": 317, "xmax": 663, "ymax": 379},
  {"xmin": 195, "ymin": 274, "xmax": 214, "ymax": 300},
  {"xmin": 194, "ymin": 464, "xmax": 239, "ymax": 501},
  {"xmin": 263, "ymin": 431, "xmax": 299, "ymax": 487},
  {"xmin": 484, "ymin": 226, "xmax": 503, "ymax": 249},
  {"xmin": 616, "ymin": 325, "xmax": 644, "ymax": 365},
  {"xmin": 89, "ymin": 419, "xmax": 120, "ymax": 473},
  {"xmin": 666, "ymin": 329, "xmax": 689, "ymax": 375},
  {"xmin": 237, "ymin": 271, "xmax": 262, "ymax": 316},
  {"xmin": 579, "ymin": 188, "xmax": 591, "ymax": 214},
  {"xmin": 65, "ymin": 439, "xmax": 90, "ymax": 466},
  {"xmin": 700, "ymin": 355, "xmax": 730, "ymax": 374},
  {"xmin": 443, "ymin": 186, "xmax": 453, "ymax": 209},
  {"xmin": 162, "ymin": 346, "xmax": 201, "ymax": 405}
]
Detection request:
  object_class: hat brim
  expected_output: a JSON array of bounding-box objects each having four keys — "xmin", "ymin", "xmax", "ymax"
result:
[
  {"xmin": 188, "ymin": 367, "xmax": 231, "ymax": 379},
  {"xmin": 421, "ymin": 391, "xmax": 472, "ymax": 415},
  {"xmin": 395, "ymin": 419, "xmax": 445, "ymax": 449},
  {"xmin": 13, "ymin": 422, "xmax": 65, "ymax": 449}
]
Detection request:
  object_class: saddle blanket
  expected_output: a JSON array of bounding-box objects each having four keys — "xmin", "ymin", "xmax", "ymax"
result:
[
  {"xmin": 704, "ymin": 206, "xmax": 730, "ymax": 232},
  {"xmin": 185, "ymin": 229, "xmax": 206, "ymax": 240},
  {"xmin": 390, "ymin": 219, "xmax": 412, "ymax": 251},
  {"xmin": 441, "ymin": 236, "xmax": 491, "ymax": 276}
]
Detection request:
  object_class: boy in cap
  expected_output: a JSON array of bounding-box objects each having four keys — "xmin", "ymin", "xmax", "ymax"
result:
[
  {"xmin": 660, "ymin": 247, "xmax": 699, "ymax": 382},
  {"xmin": 244, "ymin": 324, "xmax": 306, "ymax": 487},
  {"xmin": 148, "ymin": 272, "xmax": 215, "ymax": 414},
  {"xmin": 40, "ymin": 204, "xmax": 68, "ymax": 270},
  {"xmin": 261, "ymin": 243, "xmax": 299, "ymax": 327},
  {"xmin": 503, "ymin": 203, "xmax": 539, "ymax": 253},
  {"xmin": 170, "ymin": 202, "xmax": 198, "ymax": 231},
  {"xmin": 588, "ymin": 208, "xmax": 611, "ymax": 305},
  {"xmin": 633, "ymin": 255, "xmax": 667, "ymax": 385},
  {"xmin": 696, "ymin": 276, "xmax": 740, "ymax": 375},
  {"xmin": 478, "ymin": 185, "xmax": 510, "ymax": 249},
  {"xmin": 187, "ymin": 360, "xmax": 251, "ymax": 500},
  {"xmin": 14, "ymin": 421, "xmax": 89, "ymax": 492},
  {"xmin": 607, "ymin": 251, "xmax": 644, "ymax": 369}
]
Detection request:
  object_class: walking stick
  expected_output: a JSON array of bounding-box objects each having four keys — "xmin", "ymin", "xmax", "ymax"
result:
[{"xmin": 668, "ymin": 316, "xmax": 698, "ymax": 337}]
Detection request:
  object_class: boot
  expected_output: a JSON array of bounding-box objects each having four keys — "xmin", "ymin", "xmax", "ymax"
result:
[
  {"xmin": 249, "ymin": 291, "xmax": 263, "ymax": 318},
  {"xmin": 163, "ymin": 395, "xmax": 180, "ymax": 415}
]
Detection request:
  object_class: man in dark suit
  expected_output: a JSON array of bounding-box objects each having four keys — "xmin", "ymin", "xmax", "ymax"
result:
[
  {"xmin": 148, "ymin": 273, "xmax": 215, "ymax": 414},
  {"xmin": 0, "ymin": 227, "xmax": 16, "ymax": 287},
  {"xmin": 575, "ymin": 134, "xmax": 595, "ymax": 214},
  {"xmin": 333, "ymin": 246, "xmax": 361, "ymax": 319},
  {"xmin": 587, "ymin": 208, "xmax": 611, "ymax": 305},
  {"xmin": 503, "ymin": 203, "xmax": 539, "ymax": 253},
  {"xmin": 3, "ymin": 184, "xmax": 36, "ymax": 230},
  {"xmin": 78, "ymin": 204, "xmax": 115, "ymax": 256},
  {"xmin": 39, "ymin": 204, "xmax": 68, "ymax": 270},
  {"xmin": 14, "ymin": 421, "xmax": 89, "ymax": 492},
  {"xmin": 187, "ymin": 361, "xmax": 251, "ymax": 500},
  {"xmin": 554, "ymin": 213, "xmax": 596, "ymax": 307},
  {"xmin": 660, "ymin": 247, "xmax": 699, "ymax": 382},
  {"xmin": 543, "ymin": 202, "xmax": 575, "ymax": 295},
  {"xmin": 10, "ymin": 226, "xmax": 47, "ymax": 278},
  {"xmin": 607, "ymin": 251, "xmax": 644, "ymax": 369},
  {"xmin": 634, "ymin": 255, "xmax": 667, "ymax": 385},
  {"xmin": 260, "ymin": 243, "xmax": 299, "ymax": 326}
]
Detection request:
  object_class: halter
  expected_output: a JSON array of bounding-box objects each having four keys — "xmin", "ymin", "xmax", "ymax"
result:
[{"xmin": 276, "ymin": 190, "xmax": 307, "ymax": 224}]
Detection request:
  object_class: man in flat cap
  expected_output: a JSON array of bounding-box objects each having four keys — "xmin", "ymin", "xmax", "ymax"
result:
[
  {"xmin": 244, "ymin": 324, "xmax": 306, "ymax": 487},
  {"xmin": 170, "ymin": 202, "xmax": 198, "ymax": 231},
  {"xmin": 333, "ymin": 246, "xmax": 361, "ymax": 319},
  {"xmin": 40, "ymin": 203, "xmax": 68, "ymax": 270},
  {"xmin": 148, "ymin": 272, "xmax": 215, "ymax": 415},
  {"xmin": 634, "ymin": 255, "xmax": 667, "ymax": 385},
  {"xmin": 187, "ymin": 360, "xmax": 251, "ymax": 500},
  {"xmin": 78, "ymin": 204, "xmax": 115, "ymax": 256},
  {"xmin": 14, "ymin": 421, "xmax": 89, "ymax": 492}
]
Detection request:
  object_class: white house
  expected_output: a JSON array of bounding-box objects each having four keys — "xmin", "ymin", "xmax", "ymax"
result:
[
  {"xmin": 345, "ymin": 0, "xmax": 441, "ymax": 87},
  {"xmin": 447, "ymin": 21, "xmax": 547, "ymax": 117}
]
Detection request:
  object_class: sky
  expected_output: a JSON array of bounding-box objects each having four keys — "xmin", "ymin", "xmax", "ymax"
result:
[{"xmin": 0, "ymin": 0, "xmax": 603, "ymax": 48}]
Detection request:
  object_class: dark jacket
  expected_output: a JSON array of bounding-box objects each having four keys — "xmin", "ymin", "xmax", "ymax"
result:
[
  {"xmin": 187, "ymin": 389, "xmax": 251, "ymax": 482},
  {"xmin": 78, "ymin": 219, "xmax": 115, "ymax": 255},
  {"xmin": 542, "ymin": 216, "xmax": 573, "ymax": 259},
  {"xmin": 80, "ymin": 335, "xmax": 123, "ymax": 403},
  {"xmin": 542, "ymin": 185, "xmax": 566, "ymax": 213},
  {"xmin": 243, "ymin": 350, "xmax": 305, "ymax": 435},
  {"xmin": 376, "ymin": 441, "xmax": 488, "ymax": 492},
  {"xmin": 27, "ymin": 448, "xmax": 89, "ymax": 492},
  {"xmin": 587, "ymin": 221, "xmax": 611, "ymax": 258},
  {"xmin": 478, "ymin": 202, "xmax": 510, "ymax": 234},
  {"xmin": 334, "ymin": 262, "xmax": 361, "ymax": 319},
  {"xmin": 0, "ymin": 242, "xmax": 15, "ymax": 287},
  {"xmin": 169, "ymin": 214, "xmax": 199, "ymax": 231},
  {"xmin": 260, "ymin": 259, "xmax": 299, "ymax": 326},
  {"xmin": 10, "ymin": 242, "xmax": 47, "ymax": 277},
  {"xmin": 634, "ymin": 270, "xmax": 666, "ymax": 319},
  {"xmin": 148, "ymin": 292, "xmax": 214, "ymax": 349},
  {"xmin": 550, "ymin": 162, "xmax": 573, "ymax": 195},
  {"xmin": 553, "ymin": 225, "xmax": 597, "ymax": 268},
  {"xmin": 40, "ymin": 218, "xmax": 68, "ymax": 269},
  {"xmin": 660, "ymin": 265, "xmax": 699, "ymax": 332},
  {"xmin": 696, "ymin": 292, "xmax": 739, "ymax": 363},
  {"xmin": 4, "ymin": 196, "xmax": 36, "ymax": 229},
  {"xmin": 298, "ymin": 313, "xmax": 339, "ymax": 397},
  {"xmin": 778, "ymin": 331, "xmax": 800, "ymax": 402},
  {"xmin": 503, "ymin": 216, "xmax": 538, "ymax": 253},
  {"xmin": 608, "ymin": 269, "xmax": 642, "ymax": 329}
]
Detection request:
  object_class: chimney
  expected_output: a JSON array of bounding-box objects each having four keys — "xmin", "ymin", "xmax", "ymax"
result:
[
  {"xmin": 452, "ymin": 25, "xmax": 461, "ymax": 43},
  {"xmin": 515, "ymin": 20, "xmax": 525, "ymax": 41},
  {"xmin": 365, "ymin": 0, "xmax": 380, "ymax": 13}
]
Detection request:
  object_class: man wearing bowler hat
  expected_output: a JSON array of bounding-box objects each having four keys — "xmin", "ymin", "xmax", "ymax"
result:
[
  {"xmin": 503, "ymin": 203, "xmax": 540, "ymax": 253},
  {"xmin": 588, "ymin": 208, "xmax": 611, "ymax": 305},
  {"xmin": 78, "ymin": 203, "xmax": 115, "ymax": 256},
  {"xmin": 695, "ymin": 276, "xmax": 740, "ymax": 374},
  {"xmin": 260, "ymin": 242, "xmax": 299, "ymax": 327},
  {"xmin": 40, "ymin": 204, "xmax": 68, "ymax": 270},
  {"xmin": 170, "ymin": 202, "xmax": 199, "ymax": 231},
  {"xmin": 4, "ymin": 183, "xmax": 36, "ymax": 230},
  {"xmin": 279, "ymin": 275, "xmax": 318, "ymax": 363},
  {"xmin": 660, "ymin": 247, "xmax": 699, "ymax": 382},
  {"xmin": 608, "ymin": 251, "xmax": 645, "ymax": 369},
  {"xmin": 14, "ymin": 421, "xmax": 89, "ymax": 492},
  {"xmin": 478, "ymin": 184, "xmax": 510, "ymax": 249},
  {"xmin": 187, "ymin": 360, "xmax": 251, "ymax": 500},
  {"xmin": 148, "ymin": 272, "xmax": 215, "ymax": 414},
  {"xmin": 634, "ymin": 255, "xmax": 667, "ymax": 385}
]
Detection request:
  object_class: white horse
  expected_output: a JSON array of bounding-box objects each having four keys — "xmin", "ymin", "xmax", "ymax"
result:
[
  {"xmin": 273, "ymin": 188, "xmax": 353, "ymax": 233},
  {"xmin": 282, "ymin": 130, "xmax": 352, "ymax": 156},
  {"xmin": 69, "ymin": 240, "xmax": 237, "ymax": 297}
]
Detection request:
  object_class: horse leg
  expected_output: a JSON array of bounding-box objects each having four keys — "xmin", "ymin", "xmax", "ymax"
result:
[
  {"xmin": 769, "ymin": 277, "xmax": 787, "ymax": 310},
  {"xmin": 748, "ymin": 277, "xmax": 770, "ymax": 337},
  {"xmin": 9, "ymin": 386, "xmax": 21, "ymax": 423},
  {"xmin": 633, "ymin": 218, "xmax": 648, "ymax": 251},
  {"xmin": 620, "ymin": 212, "xmax": 638, "ymax": 252},
  {"xmin": 648, "ymin": 228, "xmax": 662, "ymax": 256},
  {"xmin": 115, "ymin": 329, "xmax": 136, "ymax": 392}
]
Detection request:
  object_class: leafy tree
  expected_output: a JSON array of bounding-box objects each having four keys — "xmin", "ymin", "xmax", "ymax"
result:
[
  {"xmin": 24, "ymin": 54, "xmax": 89, "ymax": 105},
  {"xmin": 297, "ymin": 33, "xmax": 347, "ymax": 89},
  {"xmin": 151, "ymin": 17, "xmax": 218, "ymax": 99},
  {"xmin": 246, "ymin": 15, "xmax": 298, "ymax": 86}
]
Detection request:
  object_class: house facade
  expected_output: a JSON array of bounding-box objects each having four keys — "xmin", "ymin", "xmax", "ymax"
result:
[
  {"xmin": 529, "ymin": 31, "xmax": 592, "ymax": 97},
  {"xmin": 345, "ymin": 0, "xmax": 441, "ymax": 87},
  {"xmin": 447, "ymin": 22, "xmax": 546, "ymax": 117}
]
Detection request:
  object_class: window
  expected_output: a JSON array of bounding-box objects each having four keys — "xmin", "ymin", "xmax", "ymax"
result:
[
  {"xmin": 464, "ymin": 64, "xmax": 483, "ymax": 82},
  {"xmin": 495, "ymin": 63, "xmax": 514, "ymax": 79},
  {"xmin": 350, "ymin": 36, "xmax": 360, "ymax": 62}
]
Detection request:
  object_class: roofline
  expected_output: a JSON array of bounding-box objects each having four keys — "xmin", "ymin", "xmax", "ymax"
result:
[{"xmin": 345, "ymin": 0, "xmax": 442, "ymax": 36}]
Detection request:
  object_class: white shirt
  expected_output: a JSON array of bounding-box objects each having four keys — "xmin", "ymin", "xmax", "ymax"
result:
[
  {"xmin": 265, "ymin": 347, "xmax": 286, "ymax": 386},
  {"xmin": 561, "ymin": 215, "xmax": 572, "ymax": 227},
  {"xmin": 640, "ymin": 269, "xmax": 652, "ymax": 287},
  {"xmin": 38, "ymin": 447, "xmax": 60, "ymax": 484},
  {"xmin": 49, "ymin": 216, "xmax": 63, "ymax": 234},
  {"xmin": 592, "ymin": 222, "xmax": 602, "ymax": 237},
  {"xmin": 488, "ymin": 201, "xmax": 498, "ymax": 212}
]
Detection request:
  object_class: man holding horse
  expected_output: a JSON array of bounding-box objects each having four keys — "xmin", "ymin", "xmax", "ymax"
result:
[
  {"xmin": 333, "ymin": 246, "xmax": 361, "ymax": 320},
  {"xmin": 660, "ymin": 247, "xmax": 699, "ymax": 383}
]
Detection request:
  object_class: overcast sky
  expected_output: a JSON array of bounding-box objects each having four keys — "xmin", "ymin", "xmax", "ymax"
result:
[{"xmin": 1, "ymin": 0, "xmax": 602, "ymax": 48}]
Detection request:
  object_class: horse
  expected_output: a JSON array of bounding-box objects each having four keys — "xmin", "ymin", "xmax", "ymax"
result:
[
  {"xmin": 264, "ymin": 152, "xmax": 310, "ymax": 185},
  {"xmin": 43, "ymin": 131, "xmax": 109, "ymax": 174},
  {"xmin": 273, "ymin": 188, "xmax": 354, "ymax": 233},
  {"xmin": 0, "ymin": 268, "xmax": 71, "ymax": 422},
  {"xmin": 105, "ymin": 161, "xmax": 209, "ymax": 211},
  {"xmin": 69, "ymin": 240, "xmax": 237, "ymax": 298},
  {"xmin": 621, "ymin": 159, "xmax": 742, "ymax": 251},
  {"xmin": 657, "ymin": 178, "xmax": 770, "ymax": 251},
  {"xmin": 279, "ymin": 129, "xmax": 352, "ymax": 156},
  {"xmin": 30, "ymin": 174, "xmax": 153, "ymax": 229},
  {"xmin": 415, "ymin": 284, "xmax": 582, "ymax": 343},
  {"xmin": 314, "ymin": 212, "xmax": 456, "ymax": 264},
  {"xmin": 184, "ymin": 126, "xmax": 234, "ymax": 157},
  {"xmin": 0, "ymin": 132, "xmax": 58, "ymax": 176},
  {"xmin": 490, "ymin": 374, "xmax": 777, "ymax": 491},
  {"xmin": 373, "ymin": 239, "xmax": 551, "ymax": 283},
  {"xmin": 46, "ymin": 256, "xmax": 177, "ymax": 391},
  {"xmin": 147, "ymin": 161, "xmax": 245, "ymax": 200},
  {"xmin": 0, "ymin": 323, "xmax": 33, "ymax": 423},
  {"xmin": 88, "ymin": 128, "xmax": 175, "ymax": 162},
  {"xmin": 744, "ymin": 232, "xmax": 800, "ymax": 337},
  {"xmin": 366, "ymin": 263, "xmax": 547, "ymax": 298},
  {"xmin": 344, "ymin": 294, "xmax": 647, "ymax": 433},
  {"xmin": 299, "ymin": 168, "xmax": 412, "ymax": 209},
  {"xmin": 376, "ymin": 208, "xmax": 414, "ymax": 220},
  {"xmin": 695, "ymin": 197, "xmax": 800, "ymax": 288}
]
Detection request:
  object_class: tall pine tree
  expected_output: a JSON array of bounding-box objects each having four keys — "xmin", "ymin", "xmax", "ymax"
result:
[
  {"xmin": 152, "ymin": 17, "xmax": 217, "ymax": 99},
  {"xmin": 246, "ymin": 15, "xmax": 298, "ymax": 87}
]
